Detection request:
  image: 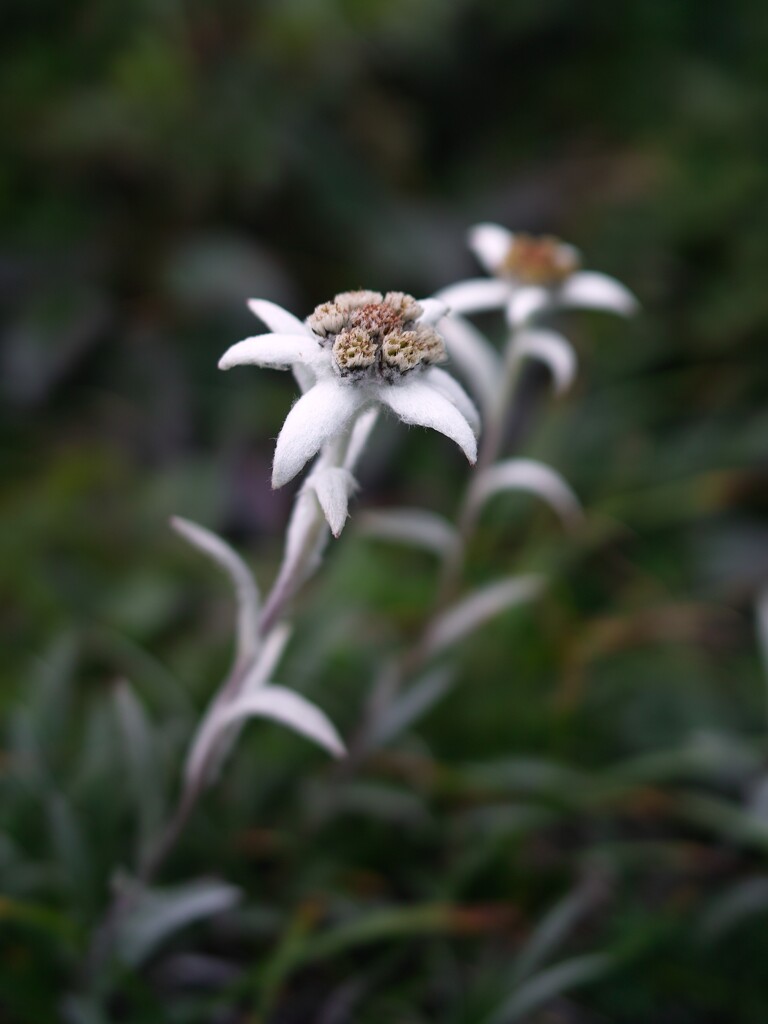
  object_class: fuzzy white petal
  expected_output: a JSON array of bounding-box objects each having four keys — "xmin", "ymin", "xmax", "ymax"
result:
[
  {"xmin": 435, "ymin": 278, "xmax": 510, "ymax": 315},
  {"xmin": 468, "ymin": 223, "xmax": 514, "ymax": 274},
  {"xmin": 292, "ymin": 362, "xmax": 316, "ymax": 394},
  {"xmin": 558, "ymin": 271, "xmax": 639, "ymax": 316},
  {"xmin": 304, "ymin": 467, "xmax": 358, "ymax": 538},
  {"xmin": 170, "ymin": 517, "xmax": 259, "ymax": 665},
  {"xmin": 472, "ymin": 458, "xmax": 583, "ymax": 531},
  {"xmin": 513, "ymin": 328, "xmax": 578, "ymax": 395},
  {"xmin": 358, "ymin": 508, "xmax": 459, "ymax": 558},
  {"xmin": 507, "ymin": 286, "xmax": 551, "ymax": 326},
  {"xmin": 437, "ymin": 315, "xmax": 501, "ymax": 411},
  {"xmin": 423, "ymin": 575, "xmax": 545, "ymax": 657},
  {"xmin": 216, "ymin": 685, "xmax": 345, "ymax": 758},
  {"xmin": 218, "ymin": 333, "xmax": 320, "ymax": 370},
  {"xmin": 247, "ymin": 298, "xmax": 307, "ymax": 336},
  {"xmin": 423, "ymin": 366, "xmax": 481, "ymax": 435},
  {"xmin": 417, "ymin": 298, "xmax": 449, "ymax": 325},
  {"xmin": 272, "ymin": 380, "xmax": 367, "ymax": 488},
  {"xmin": 375, "ymin": 378, "xmax": 478, "ymax": 464},
  {"xmin": 343, "ymin": 407, "xmax": 380, "ymax": 472}
]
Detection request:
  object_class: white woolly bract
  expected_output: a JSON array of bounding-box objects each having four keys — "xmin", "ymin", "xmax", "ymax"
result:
[
  {"xmin": 377, "ymin": 379, "xmax": 477, "ymax": 465},
  {"xmin": 304, "ymin": 467, "xmax": 358, "ymax": 538},
  {"xmin": 272, "ymin": 380, "xmax": 366, "ymax": 488},
  {"xmin": 559, "ymin": 271, "xmax": 639, "ymax": 317}
]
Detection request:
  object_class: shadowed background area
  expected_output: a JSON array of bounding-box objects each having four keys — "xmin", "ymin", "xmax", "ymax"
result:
[{"xmin": 2, "ymin": 1, "xmax": 768, "ymax": 1021}]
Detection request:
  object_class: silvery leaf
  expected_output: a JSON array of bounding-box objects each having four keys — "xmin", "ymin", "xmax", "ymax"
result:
[
  {"xmin": 513, "ymin": 328, "xmax": 577, "ymax": 395},
  {"xmin": 303, "ymin": 467, "xmax": 358, "ymax": 538},
  {"xmin": 423, "ymin": 575, "xmax": 544, "ymax": 657},
  {"xmin": 485, "ymin": 953, "xmax": 614, "ymax": 1024},
  {"xmin": 214, "ymin": 685, "xmax": 345, "ymax": 759},
  {"xmin": 112, "ymin": 680, "xmax": 161, "ymax": 852},
  {"xmin": 358, "ymin": 508, "xmax": 459, "ymax": 559},
  {"xmin": 366, "ymin": 667, "xmax": 456, "ymax": 750},
  {"xmin": 116, "ymin": 878, "xmax": 241, "ymax": 968},
  {"xmin": 472, "ymin": 458, "xmax": 583, "ymax": 531},
  {"xmin": 183, "ymin": 624, "xmax": 291, "ymax": 787},
  {"xmin": 699, "ymin": 877, "xmax": 768, "ymax": 942},
  {"xmin": 170, "ymin": 517, "xmax": 260, "ymax": 666},
  {"xmin": 513, "ymin": 879, "xmax": 600, "ymax": 982}
]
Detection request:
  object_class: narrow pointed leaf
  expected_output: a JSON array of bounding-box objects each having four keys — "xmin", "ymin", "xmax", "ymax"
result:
[
  {"xmin": 218, "ymin": 333, "xmax": 318, "ymax": 370},
  {"xmin": 700, "ymin": 877, "xmax": 768, "ymax": 941},
  {"xmin": 112, "ymin": 681, "xmax": 162, "ymax": 851},
  {"xmin": 216, "ymin": 685, "xmax": 345, "ymax": 758},
  {"xmin": 436, "ymin": 278, "xmax": 509, "ymax": 314},
  {"xmin": 247, "ymin": 298, "xmax": 306, "ymax": 335},
  {"xmin": 304, "ymin": 467, "xmax": 358, "ymax": 537},
  {"xmin": 170, "ymin": 517, "xmax": 259, "ymax": 665},
  {"xmin": 472, "ymin": 458, "xmax": 583, "ymax": 530},
  {"xmin": 559, "ymin": 271, "xmax": 638, "ymax": 316},
  {"xmin": 377, "ymin": 379, "xmax": 477, "ymax": 464},
  {"xmin": 513, "ymin": 328, "xmax": 577, "ymax": 395},
  {"xmin": 358, "ymin": 508, "xmax": 459, "ymax": 558},
  {"xmin": 423, "ymin": 575, "xmax": 544, "ymax": 657},
  {"xmin": 273, "ymin": 380, "xmax": 366, "ymax": 488},
  {"xmin": 424, "ymin": 366, "xmax": 481, "ymax": 434},
  {"xmin": 183, "ymin": 624, "xmax": 292, "ymax": 786},
  {"xmin": 513, "ymin": 880, "xmax": 599, "ymax": 982},
  {"xmin": 116, "ymin": 879, "xmax": 241, "ymax": 968},
  {"xmin": 367, "ymin": 668, "xmax": 456, "ymax": 749},
  {"xmin": 486, "ymin": 953, "xmax": 614, "ymax": 1024}
]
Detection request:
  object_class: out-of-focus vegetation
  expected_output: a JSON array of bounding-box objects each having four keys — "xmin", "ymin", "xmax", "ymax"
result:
[{"xmin": 2, "ymin": 1, "xmax": 768, "ymax": 1020}]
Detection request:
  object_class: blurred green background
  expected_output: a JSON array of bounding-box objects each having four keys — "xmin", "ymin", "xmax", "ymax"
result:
[{"xmin": 2, "ymin": 1, "xmax": 768, "ymax": 1021}]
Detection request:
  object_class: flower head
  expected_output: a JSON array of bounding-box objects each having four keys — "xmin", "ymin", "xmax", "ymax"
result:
[
  {"xmin": 306, "ymin": 290, "xmax": 447, "ymax": 381},
  {"xmin": 219, "ymin": 290, "xmax": 479, "ymax": 489},
  {"xmin": 498, "ymin": 233, "xmax": 580, "ymax": 286},
  {"xmin": 436, "ymin": 222, "xmax": 638, "ymax": 326}
]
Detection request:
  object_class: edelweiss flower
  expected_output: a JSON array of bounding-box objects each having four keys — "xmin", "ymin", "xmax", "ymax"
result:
[
  {"xmin": 437, "ymin": 223, "xmax": 638, "ymax": 326},
  {"xmin": 219, "ymin": 290, "xmax": 479, "ymax": 488}
]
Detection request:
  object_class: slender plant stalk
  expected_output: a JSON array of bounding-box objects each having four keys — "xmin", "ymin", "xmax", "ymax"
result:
[
  {"xmin": 85, "ymin": 422, "xmax": 360, "ymax": 980},
  {"xmin": 346, "ymin": 327, "xmax": 529, "ymax": 764}
]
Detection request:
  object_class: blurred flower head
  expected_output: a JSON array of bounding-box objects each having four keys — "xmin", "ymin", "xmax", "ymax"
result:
[
  {"xmin": 219, "ymin": 291, "xmax": 479, "ymax": 488},
  {"xmin": 438, "ymin": 222, "xmax": 638, "ymax": 326}
]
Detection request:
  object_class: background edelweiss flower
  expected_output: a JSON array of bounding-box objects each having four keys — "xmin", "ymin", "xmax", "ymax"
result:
[
  {"xmin": 436, "ymin": 222, "xmax": 639, "ymax": 326},
  {"xmin": 219, "ymin": 291, "xmax": 480, "ymax": 488}
]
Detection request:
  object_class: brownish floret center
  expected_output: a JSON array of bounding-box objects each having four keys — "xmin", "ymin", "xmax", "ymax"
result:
[
  {"xmin": 501, "ymin": 234, "xmax": 579, "ymax": 286},
  {"xmin": 349, "ymin": 303, "xmax": 407, "ymax": 337}
]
